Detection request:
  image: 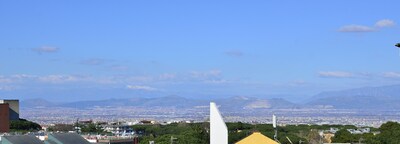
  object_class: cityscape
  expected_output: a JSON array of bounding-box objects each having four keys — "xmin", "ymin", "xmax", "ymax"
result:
[
  {"xmin": 1, "ymin": 0, "xmax": 400, "ymax": 144},
  {"xmin": 2, "ymin": 97, "xmax": 400, "ymax": 143},
  {"xmin": 22, "ymin": 106, "xmax": 400, "ymax": 128}
]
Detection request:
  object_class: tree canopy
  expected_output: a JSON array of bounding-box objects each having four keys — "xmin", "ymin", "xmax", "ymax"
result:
[{"xmin": 10, "ymin": 118, "xmax": 42, "ymax": 132}]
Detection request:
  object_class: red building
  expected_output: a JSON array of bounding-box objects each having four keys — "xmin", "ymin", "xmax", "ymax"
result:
[{"xmin": 0, "ymin": 103, "xmax": 10, "ymax": 132}]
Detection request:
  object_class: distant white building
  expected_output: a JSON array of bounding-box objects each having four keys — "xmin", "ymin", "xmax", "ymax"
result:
[
  {"xmin": 103, "ymin": 124, "xmax": 134, "ymax": 136},
  {"xmin": 210, "ymin": 102, "xmax": 228, "ymax": 144},
  {"xmin": 323, "ymin": 127, "xmax": 339, "ymax": 134},
  {"xmin": 347, "ymin": 128, "xmax": 370, "ymax": 134}
]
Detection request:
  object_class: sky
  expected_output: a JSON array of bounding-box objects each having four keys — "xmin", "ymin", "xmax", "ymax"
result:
[{"xmin": 0, "ymin": 1, "xmax": 400, "ymax": 102}]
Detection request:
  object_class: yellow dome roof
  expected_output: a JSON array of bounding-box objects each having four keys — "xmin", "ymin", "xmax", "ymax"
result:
[{"xmin": 235, "ymin": 132, "xmax": 279, "ymax": 144}]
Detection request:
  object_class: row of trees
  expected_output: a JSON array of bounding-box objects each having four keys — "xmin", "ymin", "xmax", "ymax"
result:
[
  {"xmin": 47, "ymin": 122, "xmax": 107, "ymax": 134},
  {"xmin": 15, "ymin": 119, "xmax": 400, "ymax": 144},
  {"xmin": 131, "ymin": 121, "xmax": 400, "ymax": 144},
  {"xmin": 10, "ymin": 118, "xmax": 42, "ymax": 132},
  {"xmin": 132, "ymin": 123, "xmax": 209, "ymax": 144},
  {"xmin": 132, "ymin": 122, "xmax": 357, "ymax": 144},
  {"xmin": 333, "ymin": 121, "xmax": 400, "ymax": 144}
]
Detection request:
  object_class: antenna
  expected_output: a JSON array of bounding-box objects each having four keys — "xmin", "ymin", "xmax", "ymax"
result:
[
  {"xmin": 273, "ymin": 114, "xmax": 279, "ymax": 143},
  {"xmin": 75, "ymin": 100, "xmax": 78, "ymax": 133},
  {"xmin": 273, "ymin": 114, "xmax": 277, "ymax": 129},
  {"xmin": 75, "ymin": 118, "xmax": 79, "ymax": 134}
]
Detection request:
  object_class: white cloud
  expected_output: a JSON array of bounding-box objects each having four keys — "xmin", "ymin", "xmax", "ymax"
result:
[
  {"xmin": 0, "ymin": 71, "xmax": 230, "ymax": 89},
  {"xmin": 204, "ymin": 79, "xmax": 227, "ymax": 84},
  {"xmin": 126, "ymin": 85, "xmax": 157, "ymax": 91},
  {"xmin": 318, "ymin": 71, "xmax": 354, "ymax": 78},
  {"xmin": 32, "ymin": 46, "xmax": 59, "ymax": 53},
  {"xmin": 375, "ymin": 19, "xmax": 395, "ymax": 28},
  {"xmin": 0, "ymin": 74, "xmax": 93, "ymax": 84},
  {"xmin": 191, "ymin": 70, "xmax": 221, "ymax": 79},
  {"xmin": 0, "ymin": 74, "xmax": 36, "ymax": 83},
  {"xmin": 0, "ymin": 76, "xmax": 14, "ymax": 83},
  {"xmin": 110, "ymin": 65, "xmax": 129, "ymax": 71},
  {"xmin": 37, "ymin": 75, "xmax": 84, "ymax": 83},
  {"xmin": 339, "ymin": 19, "xmax": 396, "ymax": 33},
  {"xmin": 0, "ymin": 85, "xmax": 15, "ymax": 91},
  {"xmin": 158, "ymin": 73, "xmax": 176, "ymax": 80},
  {"xmin": 225, "ymin": 50, "xmax": 244, "ymax": 57},
  {"xmin": 124, "ymin": 76, "xmax": 154, "ymax": 83},
  {"xmin": 382, "ymin": 72, "xmax": 400, "ymax": 78},
  {"xmin": 189, "ymin": 70, "xmax": 230, "ymax": 85},
  {"xmin": 80, "ymin": 58, "xmax": 108, "ymax": 66},
  {"xmin": 290, "ymin": 80, "xmax": 307, "ymax": 86},
  {"xmin": 338, "ymin": 25, "xmax": 375, "ymax": 32}
]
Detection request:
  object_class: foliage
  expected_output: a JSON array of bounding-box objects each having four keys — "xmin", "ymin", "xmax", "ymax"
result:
[
  {"xmin": 81, "ymin": 123, "xmax": 104, "ymax": 134},
  {"xmin": 332, "ymin": 129, "xmax": 354, "ymax": 143},
  {"xmin": 330, "ymin": 121, "xmax": 400, "ymax": 143},
  {"xmin": 10, "ymin": 119, "xmax": 400, "ymax": 143},
  {"xmin": 10, "ymin": 118, "xmax": 42, "ymax": 132},
  {"xmin": 47, "ymin": 124, "xmax": 74, "ymax": 132},
  {"xmin": 129, "ymin": 121, "xmax": 400, "ymax": 144},
  {"xmin": 135, "ymin": 123, "xmax": 209, "ymax": 144},
  {"xmin": 377, "ymin": 121, "xmax": 400, "ymax": 143}
]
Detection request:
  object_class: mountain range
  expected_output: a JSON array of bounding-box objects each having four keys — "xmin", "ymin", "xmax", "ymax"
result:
[
  {"xmin": 21, "ymin": 95, "xmax": 299, "ymax": 111},
  {"xmin": 20, "ymin": 84, "xmax": 400, "ymax": 110},
  {"xmin": 306, "ymin": 84, "xmax": 400, "ymax": 109}
]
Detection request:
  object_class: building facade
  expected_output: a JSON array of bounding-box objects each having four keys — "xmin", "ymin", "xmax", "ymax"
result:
[
  {"xmin": 0, "ymin": 104, "xmax": 10, "ymax": 133},
  {"xmin": 0, "ymin": 100, "xmax": 19, "ymax": 120}
]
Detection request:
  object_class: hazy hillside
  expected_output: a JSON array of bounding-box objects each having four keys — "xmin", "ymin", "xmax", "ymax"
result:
[
  {"xmin": 21, "ymin": 95, "xmax": 297, "ymax": 110},
  {"xmin": 216, "ymin": 96, "xmax": 299, "ymax": 111},
  {"xmin": 20, "ymin": 84, "xmax": 400, "ymax": 110},
  {"xmin": 307, "ymin": 84, "xmax": 400, "ymax": 109},
  {"xmin": 21, "ymin": 98, "xmax": 57, "ymax": 108}
]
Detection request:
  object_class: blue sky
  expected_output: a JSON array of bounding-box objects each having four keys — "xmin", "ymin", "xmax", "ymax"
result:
[{"xmin": 0, "ymin": 1, "xmax": 399, "ymax": 102}]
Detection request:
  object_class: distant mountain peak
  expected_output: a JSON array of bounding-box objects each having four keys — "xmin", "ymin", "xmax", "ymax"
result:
[
  {"xmin": 307, "ymin": 84, "xmax": 400, "ymax": 109},
  {"xmin": 163, "ymin": 95, "xmax": 185, "ymax": 99},
  {"xmin": 21, "ymin": 98, "xmax": 56, "ymax": 108},
  {"xmin": 231, "ymin": 96, "xmax": 251, "ymax": 100}
]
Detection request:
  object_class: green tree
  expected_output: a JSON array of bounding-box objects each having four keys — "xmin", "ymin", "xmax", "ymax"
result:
[
  {"xmin": 48, "ymin": 124, "xmax": 74, "ymax": 132},
  {"xmin": 332, "ymin": 129, "xmax": 353, "ymax": 143},
  {"xmin": 81, "ymin": 123, "xmax": 104, "ymax": 133},
  {"xmin": 378, "ymin": 121, "xmax": 400, "ymax": 143},
  {"xmin": 10, "ymin": 118, "xmax": 42, "ymax": 132}
]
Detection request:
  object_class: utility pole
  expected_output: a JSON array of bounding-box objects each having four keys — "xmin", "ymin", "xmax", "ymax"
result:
[
  {"xmin": 75, "ymin": 118, "xmax": 79, "ymax": 134},
  {"xmin": 286, "ymin": 136, "xmax": 293, "ymax": 144}
]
